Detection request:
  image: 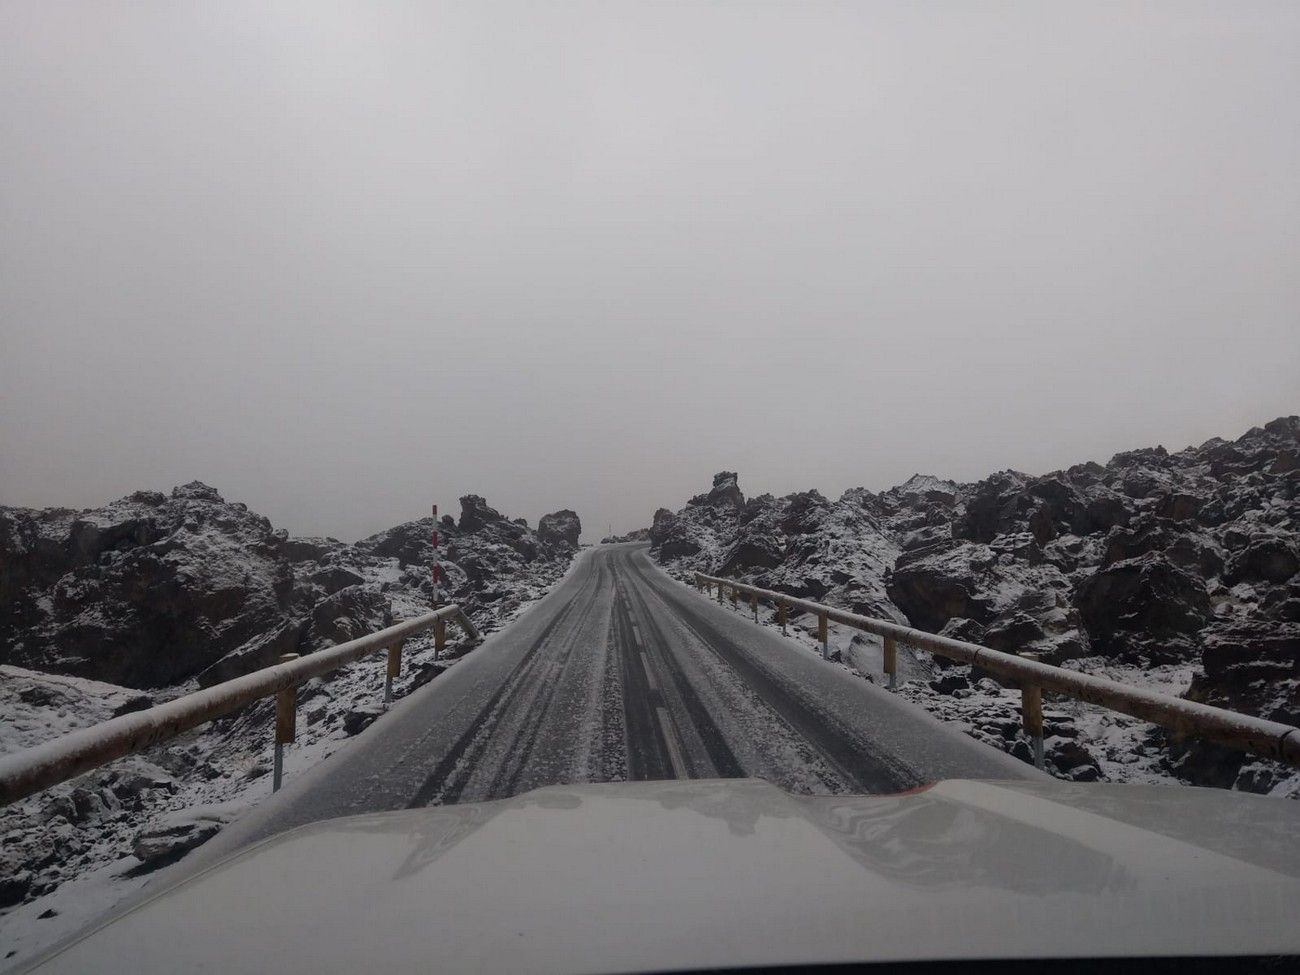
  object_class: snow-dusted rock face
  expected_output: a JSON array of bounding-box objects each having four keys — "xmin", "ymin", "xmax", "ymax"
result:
[
  {"xmin": 0, "ymin": 486, "xmax": 580, "ymax": 943},
  {"xmin": 0, "ymin": 484, "xmax": 295, "ymax": 688},
  {"xmin": 537, "ymin": 509, "xmax": 582, "ymax": 550},
  {"xmin": 0, "ymin": 485, "xmax": 581, "ymax": 690},
  {"xmin": 650, "ymin": 417, "xmax": 1300, "ymax": 794},
  {"xmin": 600, "ymin": 528, "xmax": 650, "ymax": 544}
]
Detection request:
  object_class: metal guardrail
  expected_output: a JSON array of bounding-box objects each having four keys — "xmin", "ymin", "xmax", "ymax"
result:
[
  {"xmin": 695, "ymin": 572, "xmax": 1300, "ymax": 770},
  {"xmin": 0, "ymin": 605, "xmax": 479, "ymax": 807}
]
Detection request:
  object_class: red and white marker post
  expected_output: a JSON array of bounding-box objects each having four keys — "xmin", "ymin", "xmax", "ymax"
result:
[
  {"xmin": 431, "ymin": 504, "xmax": 441, "ymax": 607},
  {"xmin": 431, "ymin": 504, "xmax": 446, "ymax": 660}
]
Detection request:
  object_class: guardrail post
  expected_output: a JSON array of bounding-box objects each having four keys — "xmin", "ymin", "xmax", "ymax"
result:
[
  {"xmin": 1020, "ymin": 652, "xmax": 1045, "ymax": 770},
  {"xmin": 884, "ymin": 635, "xmax": 898, "ymax": 689},
  {"xmin": 434, "ymin": 616, "xmax": 447, "ymax": 660},
  {"xmin": 273, "ymin": 653, "xmax": 300, "ymax": 792},
  {"xmin": 384, "ymin": 640, "xmax": 403, "ymax": 705},
  {"xmin": 717, "ymin": 581, "xmax": 724, "ymax": 605},
  {"xmin": 750, "ymin": 592, "xmax": 758, "ymax": 621},
  {"xmin": 818, "ymin": 612, "xmax": 829, "ymax": 660},
  {"xmin": 453, "ymin": 608, "xmax": 481, "ymax": 643},
  {"xmin": 778, "ymin": 599, "xmax": 787, "ymax": 635}
]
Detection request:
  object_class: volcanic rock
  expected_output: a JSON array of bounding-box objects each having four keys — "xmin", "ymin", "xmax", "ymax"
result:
[
  {"xmin": 1224, "ymin": 536, "xmax": 1299, "ymax": 586},
  {"xmin": 648, "ymin": 416, "xmax": 1300, "ymax": 791},
  {"xmin": 2, "ymin": 486, "xmax": 581, "ymax": 689},
  {"xmin": 132, "ymin": 809, "xmax": 226, "ymax": 868},
  {"xmin": 1075, "ymin": 553, "xmax": 1211, "ymax": 656},
  {"xmin": 538, "ymin": 509, "xmax": 582, "ymax": 551},
  {"xmin": 649, "ymin": 508, "xmax": 701, "ymax": 558},
  {"xmin": 706, "ymin": 472, "xmax": 744, "ymax": 510}
]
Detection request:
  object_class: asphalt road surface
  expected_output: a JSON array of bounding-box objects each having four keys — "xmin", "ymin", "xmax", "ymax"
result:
[{"xmin": 194, "ymin": 543, "xmax": 1035, "ymax": 864}]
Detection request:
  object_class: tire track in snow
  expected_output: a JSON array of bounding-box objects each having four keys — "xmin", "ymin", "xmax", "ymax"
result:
[
  {"xmin": 407, "ymin": 557, "xmax": 606, "ymax": 805},
  {"xmin": 624, "ymin": 552, "xmax": 922, "ymax": 793},
  {"xmin": 615, "ymin": 561, "xmax": 744, "ymax": 780}
]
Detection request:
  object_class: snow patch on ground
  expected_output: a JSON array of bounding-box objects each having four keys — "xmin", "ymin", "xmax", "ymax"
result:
[{"xmin": 0, "ymin": 563, "xmax": 572, "ymax": 968}]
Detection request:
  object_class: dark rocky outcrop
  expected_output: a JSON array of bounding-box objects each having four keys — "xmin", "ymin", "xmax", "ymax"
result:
[
  {"xmin": 649, "ymin": 508, "xmax": 701, "ymax": 558},
  {"xmin": 0, "ymin": 484, "xmax": 294, "ymax": 687},
  {"xmin": 537, "ymin": 509, "xmax": 582, "ymax": 551},
  {"xmin": 456, "ymin": 495, "xmax": 504, "ymax": 534},
  {"xmin": 1224, "ymin": 536, "xmax": 1299, "ymax": 586},
  {"xmin": 1075, "ymin": 553, "xmax": 1211, "ymax": 658},
  {"xmin": 706, "ymin": 471, "xmax": 744, "ymax": 510},
  {"xmin": 1193, "ymin": 620, "xmax": 1300, "ymax": 721},
  {"xmin": 353, "ymin": 519, "xmax": 431, "ymax": 567},
  {"xmin": 1, "ymin": 485, "xmax": 581, "ymax": 690},
  {"xmin": 649, "ymin": 417, "xmax": 1300, "ymax": 792},
  {"xmin": 719, "ymin": 537, "xmax": 783, "ymax": 576},
  {"xmin": 601, "ymin": 527, "xmax": 651, "ymax": 544},
  {"xmin": 888, "ymin": 543, "xmax": 996, "ymax": 630}
]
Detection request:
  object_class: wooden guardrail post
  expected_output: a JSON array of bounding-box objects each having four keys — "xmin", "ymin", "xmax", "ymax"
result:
[
  {"xmin": 778, "ymin": 599, "xmax": 787, "ymax": 635},
  {"xmin": 717, "ymin": 581, "xmax": 724, "ymax": 605},
  {"xmin": 883, "ymin": 635, "xmax": 898, "ymax": 690},
  {"xmin": 731, "ymin": 585, "xmax": 738, "ymax": 611},
  {"xmin": 817, "ymin": 612, "xmax": 829, "ymax": 660},
  {"xmin": 273, "ymin": 653, "xmax": 300, "ymax": 792},
  {"xmin": 1020, "ymin": 652, "xmax": 1045, "ymax": 769},
  {"xmin": 384, "ymin": 640, "xmax": 403, "ymax": 704},
  {"xmin": 434, "ymin": 616, "xmax": 447, "ymax": 660},
  {"xmin": 750, "ymin": 592, "xmax": 758, "ymax": 621}
]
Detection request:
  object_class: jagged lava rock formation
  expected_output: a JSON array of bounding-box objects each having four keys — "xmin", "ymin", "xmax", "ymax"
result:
[
  {"xmin": 0, "ymin": 486, "xmax": 580, "ymax": 929},
  {"xmin": 0, "ymin": 484, "xmax": 582, "ymax": 689},
  {"xmin": 650, "ymin": 418, "xmax": 1300, "ymax": 794}
]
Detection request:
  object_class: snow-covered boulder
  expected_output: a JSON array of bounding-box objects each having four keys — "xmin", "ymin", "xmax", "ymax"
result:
[
  {"xmin": 537, "ymin": 509, "xmax": 582, "ymax": 551},
  {"xmin": 132, "ymin": 805, "xmax": 233, "ymax": 868}
]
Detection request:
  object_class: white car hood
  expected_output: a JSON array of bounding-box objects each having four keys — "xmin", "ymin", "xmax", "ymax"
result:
[{"xmin": 23, "ymin": 778, "xmax": 1300, "ymax": 973}]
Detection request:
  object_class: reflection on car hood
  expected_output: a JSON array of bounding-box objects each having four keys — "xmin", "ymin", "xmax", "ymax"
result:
[{"xmin": 24, "ymin": 778, "xmax": 1300, "ymax": 973}]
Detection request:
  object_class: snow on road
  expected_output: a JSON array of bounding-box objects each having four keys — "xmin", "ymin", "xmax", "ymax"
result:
[
  {"xmin": 0, "ymin": 564, "xmax": 576, "ymax": 971},
  {"xmin": 177, "ymin": 544, "xmax": 1035, "ymax": 869},
  {"xmin": 3, "ymin": 543, "xmax": 1042, "ymax": 970}
]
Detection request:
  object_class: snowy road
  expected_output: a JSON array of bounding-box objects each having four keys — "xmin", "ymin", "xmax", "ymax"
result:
[{"xmin": 194, "ymin": 544, "xmax": 1035, "ymax": 861}]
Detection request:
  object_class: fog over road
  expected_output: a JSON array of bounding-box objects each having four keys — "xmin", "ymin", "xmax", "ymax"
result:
[{"xmin": 200, "ymin": 544, "xmax": 1035, "ymax": 860}]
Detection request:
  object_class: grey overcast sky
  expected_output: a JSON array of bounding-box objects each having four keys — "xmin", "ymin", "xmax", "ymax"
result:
[{"xmin": 2, "ymin": 2, "xmax": 1297, "ymax": 542}]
